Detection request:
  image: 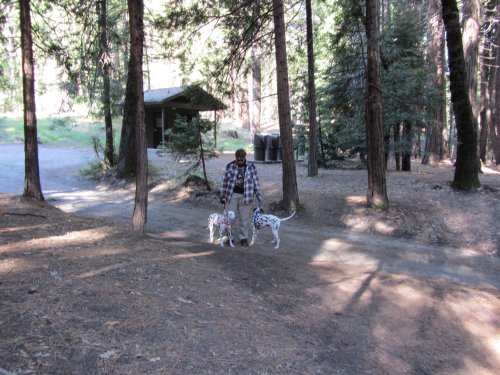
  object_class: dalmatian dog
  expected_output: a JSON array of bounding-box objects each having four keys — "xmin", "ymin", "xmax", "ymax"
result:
[
  {"xmin": 250, "ymin": 207, "xmax": 296, "ymax": 250},
  {"xmin": 208, "ymin": 210, "xmax": 236, "ymax": 247}
]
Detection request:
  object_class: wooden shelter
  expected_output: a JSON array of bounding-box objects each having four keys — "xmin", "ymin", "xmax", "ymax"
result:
[{"xmin": 143, "ymin": 85, "xmax": 226, "ymax": 148}]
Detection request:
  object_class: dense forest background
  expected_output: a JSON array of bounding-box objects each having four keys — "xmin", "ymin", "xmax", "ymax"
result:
[
  {"xmin": 0, "ymin": 0, "xmax": 498, "ymax": 228},
  {"xmin": 1, "ymin": 0, "xmax": 497, "ymax": 164}
]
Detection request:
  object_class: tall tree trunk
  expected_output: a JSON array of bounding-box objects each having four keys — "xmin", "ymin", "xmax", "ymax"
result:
[
  {"xmin": 491, "ymin": 11, "xmax": 500, "ymax": 168},
  {"xmin": 394, "ymin": 123, "xmax": 400, "ymax": 171},
  {"xmin": 381, "ymin": 0, "xmax": 391, "ymax": 29},
  {"xmin": 415, "ymin": 129, "xmax": 422, "ymax": 159},
  {"xmin": 241, "ymin": 67, "xmax": 250, "ymax": 130},
  {"xmin": 128, "ymin": 0, "xmax": 148, "ymax": 234},
  {"xmin": 98, "ymin": 0, "xmax": 114, "ymax": 167},
  {"xmin": 441, "ymin": 37, "xmax": 450, "ymax": 159},
  {"xmin": 364, "ymin": 0, "xmax": 388, "ymax": 209},
  {"xmin": 306, "ymin": 0, "xmax": 318, "ymax": 177},
  {"xmin": 423, "ymin": 120, "xmax": 443, "ymax": 166},
  {"xmin": 402, "ymin": 122, "xmax": 412, "ymax": 171},
  {"xmin": 318, "ymin": 123, "xmax": 327, "ymax": 167},
  {"xmin": 479, "ymin": 61, "xmax": 492, "ymax": 162},
  {"xmin": 423, "ymin": 0, "xmax": 445, "ymax": 166},
  {"xmin": 479, "ymin": 0, "xmax": 495, "ymax": 162},
  {"xmin": 20, "ymin": 0, "xmax": 44, "ymax": 201},
  {"xmin": 116, "ymin": 56, "xmax": 137, "ymax": 179},
  {"xmin": 461, "ymin": 0, "xmax": 480, "ymax": 133},
  {"xmin": 231, "ymin": 67, "xmax": 241, "ymax": 127},
  {"xmin": 441, "ymin": 0, "xmax": 480, "ymax": 190},
  {"xmin": 448, "ymin": 102, "xmax": 456, "ymax": 160},
  {"xmin": 251, "ymin": 43, "xmax": 261, "ymax": 136},
  {"xmin": 272, "ymin": 0, "xmax": 299, "ymax": 211}
]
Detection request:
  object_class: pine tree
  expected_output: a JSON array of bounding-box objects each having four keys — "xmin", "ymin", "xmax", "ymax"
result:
[{"xmin": 20, "ymin": 0, "xmax": 44, "ymax": 201}]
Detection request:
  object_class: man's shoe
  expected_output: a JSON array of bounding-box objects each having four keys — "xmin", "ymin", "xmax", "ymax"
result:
[{"xmin": 240, "ymin": 239, "xmax": 248, "ymax": 247}]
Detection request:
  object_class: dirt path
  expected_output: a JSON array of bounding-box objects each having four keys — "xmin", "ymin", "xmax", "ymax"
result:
[
  {"xmin": 1, "ymin": 144, "xmax": 499, "ymax": 374},
  {"xmin": 1, "ymin": 143, "xmax": 498, "ymax": 288},
  {"xmin": 3, "ymin": 144, "xmax": 495, "ymax": 288}
]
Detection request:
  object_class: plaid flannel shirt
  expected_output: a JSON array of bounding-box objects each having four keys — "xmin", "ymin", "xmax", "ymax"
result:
[{"xmin": 220, "ymin": 160, "xmax": 261, "ymax": 205}]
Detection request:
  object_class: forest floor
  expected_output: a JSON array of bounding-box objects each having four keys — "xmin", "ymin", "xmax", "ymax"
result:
[{"xmin": 1, "ymin": 144, "xmax": 499, "ymax": 375}]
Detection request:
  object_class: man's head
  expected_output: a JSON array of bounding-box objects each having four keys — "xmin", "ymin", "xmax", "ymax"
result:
[{"xmin": 235, "ymin": 148, "xmax": 246, "ymax": 165}]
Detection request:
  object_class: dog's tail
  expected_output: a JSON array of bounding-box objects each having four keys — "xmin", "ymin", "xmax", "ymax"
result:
[{"xmin": 280, "ymin": 211, "xmax": 296, "ymax": 222}]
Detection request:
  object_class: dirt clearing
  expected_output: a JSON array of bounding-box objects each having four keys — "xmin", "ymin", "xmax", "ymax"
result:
[{"xmin": 0, "ymin": 145, "xmax": 499, "ymax": 374}]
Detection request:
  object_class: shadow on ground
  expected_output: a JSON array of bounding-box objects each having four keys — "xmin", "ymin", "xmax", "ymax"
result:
[{"xmin": 1, "ymin": 195, "xmax": 499, "ymax": 374}]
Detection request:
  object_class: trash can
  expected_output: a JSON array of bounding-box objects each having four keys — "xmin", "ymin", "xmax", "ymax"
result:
[
  {"xmin": 253, "ymin": 134, "xmax": 265, "ymax": 161},
  {"xmin": 276, "ymin": 135, "xmax": 282, "ymax": 161},
  {"xmin": 265, "ymin": 135, "xmax": 278, "ymax": 161}
]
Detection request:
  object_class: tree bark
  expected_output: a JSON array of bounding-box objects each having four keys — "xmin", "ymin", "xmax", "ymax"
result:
[
  {"xmin": 441, "ymin": 0, "xmax": 480, "ymax": 189},
  {"xmin": 98, "ymin": 0, "xmax": 114, "ymax": 167},
  {"xmin": 251, "ymin": 43, "xmax": 261, "ymax": 136},
  {"xmin": 116, "ymin": 56, "xmax": 137, "ymax": 179},
  {"xmin": 479, "ymin": 0, "xmax": 495, "ymax": 163},
  {"xmin": 402, "ymin": 122, "xmax": 412, "ymax": 171},
  {"xmin": 272, "ymin": 0, "xmax": 299, "ymax": 211},
  {"xmin": 461, "ymin": 0, "xmax": 480, "ymax": 135},
  {"xmin": 20, "ymin": 0, "xmax": 44, "ymax": 201},
  {"xmin": 364, "ymin": 0, "xmax": 388, "ymax": 209},
  {"xmin": 381, "ymin": 0, "xmax": 391, "ymax": 29},
  {"xmin": 306, "ymin": 0, "xmax": 318, "ymax": 177},
  {"xmin": 241, "ymin": 68, "xmax": 250, "ymax": 130},
  {"xmin": 231, "ymin": 66, "xmax": 241, "ymax": 127},
  {"xmin": 128, "ymin": 0, "xmax": 148, "ymax": 235},
  {"xmin": 479, "ymin": 0, "xmax": 494, "ymax": 163},
  {"xmin": 423, "ymin": 0, "xmax": 446, "ymax": 166},
  {"xmin": 394, "ymin": 123, "xmax": 400, "ymax": 171},
  {"xmin": 491, "ymin": 9, "xmax": 500, "ymax": 167}
]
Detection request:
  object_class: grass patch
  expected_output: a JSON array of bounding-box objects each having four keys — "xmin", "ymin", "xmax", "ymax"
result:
[
  {"xmin": 0, "ymin": 114, "xmax": 256, "ymax": 153},
  {"xmin": 0, "ymin": 115, "xmax": 122, "ymax": 148},
  {"xmin": 0, "ymin": 117, "xmax": 23, "ymax": 142},
  {"xmin": 80, "ymin": 159, "xmax": 165, "ymax": 189},
  {"xmin": 216, "ymin": 135, "xmax": 251, "ymax": 152},
  {"xmin": 214, "ymin": 121, "xmax": 254, "ymax": 152},
  {"xmin": 79, "ymin": 160, "xmax": 105, "ymax": 180}
]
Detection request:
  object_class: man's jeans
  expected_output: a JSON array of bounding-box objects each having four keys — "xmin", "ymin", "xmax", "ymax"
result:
[{"xmin": 227, "ymin": 193, "xmax": 252, "ymax": 241}]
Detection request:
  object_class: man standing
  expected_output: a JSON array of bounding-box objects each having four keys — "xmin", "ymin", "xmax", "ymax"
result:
[{"xmin": 220, "ymin": 149, "xmax": 262, "ymax": 246}]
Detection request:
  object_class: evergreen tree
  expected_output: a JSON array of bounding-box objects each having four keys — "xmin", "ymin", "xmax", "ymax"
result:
[
  {"xmin": 478, "ymin": 0, "xmax": 495, "ymax": 163},
  {"xmin": 20, "ymin": 0, "xmax": 44, "ymax": 201},
  {"xmin": 97, "ymin": 0, "xmax": 114, "ymax": 166},
  {"xmin": 128, "ymin": 0, "xmax": 148, "ymax": 235},
  {"xmin": 272, "ymin": 0, "xmax": 299, "ymax": 211},
  {"xmin": 365, "ymin": 0, "xmax": 388, "ymax": 209},
  {"xmin": 423, "ymin": 0, "xmax": 446, "ymax": 166},
  {"xmin": 165, "ymin": 116, "xmax": 217, "ymax": 190},
  {"xmin": 490, "ymin": 4, "xmax": 500, "ymax": 167},
  {"xmin": 441, "ymin": 0, "xmax": 480, "ymax": 190},
  {"xmin": 306, "ymin": 0, "xmax": 318, "ymax": 177}
]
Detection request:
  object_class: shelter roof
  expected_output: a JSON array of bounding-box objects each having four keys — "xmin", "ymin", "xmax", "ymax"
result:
[{"xmin": 143, "ymin": 85, "xmax": 226, "ymax": 111}]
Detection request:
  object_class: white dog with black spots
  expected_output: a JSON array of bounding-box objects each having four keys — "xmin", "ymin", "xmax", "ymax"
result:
[
  {"xmin": 250, "ymin": 207, "xmax": 296, "ymax": 249},
  {"xmin": 208, "ymin": 210, "xmax": 236, "ymax": 247}
]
